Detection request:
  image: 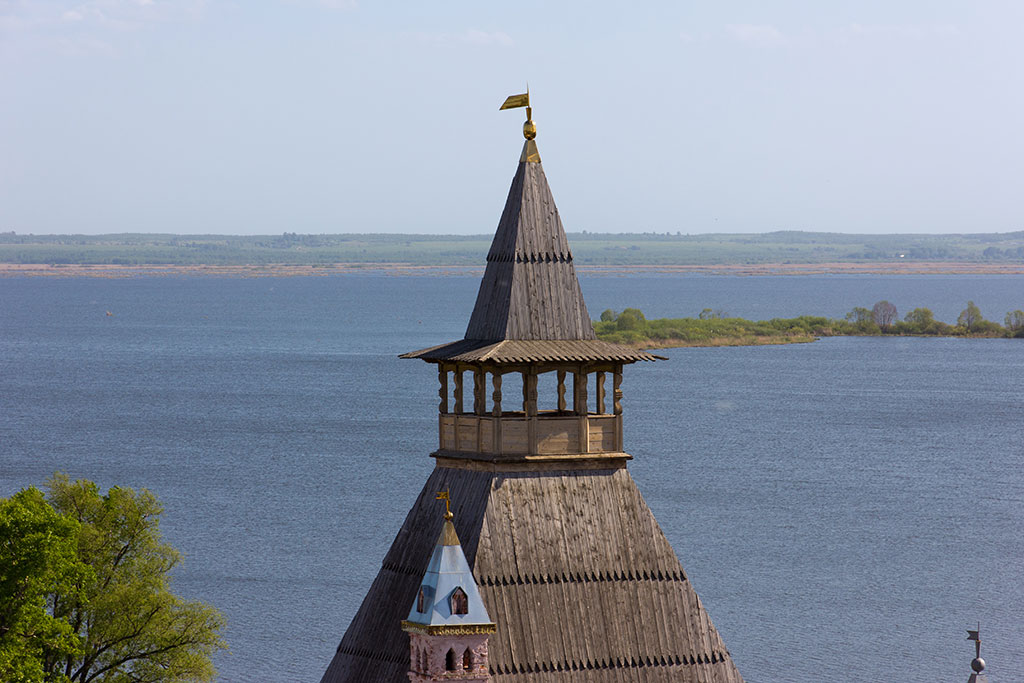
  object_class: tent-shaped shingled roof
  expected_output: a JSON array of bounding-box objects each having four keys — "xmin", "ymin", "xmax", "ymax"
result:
[
  {"xmin": 320, "ymin": 467, "xmax": 746, "ymax": 683},
  {"xmin": 401, "ymin": 138, "xmax": 659, "ymax": 365}
]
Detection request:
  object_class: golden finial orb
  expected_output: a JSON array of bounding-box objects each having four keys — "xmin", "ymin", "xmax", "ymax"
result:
[
  {"xmin": 523, "ymin": 107, "xmax": 537, "ymax": 140},
  {"xmin": 523, "ymin": 119, "xmax": 537, "ymax": 140}
]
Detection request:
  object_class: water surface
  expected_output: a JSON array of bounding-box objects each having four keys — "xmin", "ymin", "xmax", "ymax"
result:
[{"xmin": 1, "ymin": 273, "xmax": 1021, "ymax": 682}]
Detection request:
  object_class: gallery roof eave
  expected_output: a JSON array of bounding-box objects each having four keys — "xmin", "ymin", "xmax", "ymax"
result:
[{"xmin": 399, "ymin": 339, "xmax": 665, "ymax": 364}]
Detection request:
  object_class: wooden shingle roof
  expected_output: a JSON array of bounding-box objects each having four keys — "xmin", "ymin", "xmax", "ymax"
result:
[
  {"xmin": 319, "ymin": 466, "xmax": 745, "ymax": 683},
  {"xmin": 400, "ymin": 339, "xmax": 662, "ymax": 364},
  {"xmin": 465, "ymin": 140, "xmax": 592, "ymax": 342},
  {"xmin": 402, "ymin": 140, "xmax": 655, "ymax": 365}
]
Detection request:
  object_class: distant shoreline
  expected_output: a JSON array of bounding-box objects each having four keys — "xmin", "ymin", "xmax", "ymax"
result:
[
  {"xmin": 4, "ymin": 262, "xmax": 1024, "ymax": 278},
  {"xmin": 595, "ymin": 304, "xmax": 1020, "ymax": 349}
]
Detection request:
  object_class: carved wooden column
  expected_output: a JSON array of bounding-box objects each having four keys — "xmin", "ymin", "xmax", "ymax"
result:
[
  {"xmin": 473, "ymin": 368, "xmax": 485, "ymax": 452},
  {"xmin": 454, "ymin": 369, "xmax": 464, "ymax": 415},
  {"xmin": 453, "ymin": 368, "xmax": 463, "ymax": 451},
  {"xmin": 473, "ymin": 368, "xmax": 486, "ymax": 416},
  {"xmin": 438, "ymin": 365, "xmax": 449, "ymax": 451},
  {"xmin": 524, "ymin": 369, "xmax": 538, "ymax": 454},
  {"xmin": 438, "ymin": 365, "xmax": 449, "ymax": 414},
  {"xmin": 491, "ymin": 372, "xmax": 503, "ymax": 416},
  {"xmin": 556, "ymin": 370, "xmax": 567, "ymax": 412},
  {"xmin": 574, "ymin": 368, "xmax": 589, "ymax": 453},
  {"xmin": 613, "ymin": 366, "xmax": 624, "ymax": 451},
  {"xmin": 491, "ymin": 372, "xmax": 502, "ymax": 453},
  {"xmin": 596, "ymin": 371, "xmax": 606, "ymax": 415}
]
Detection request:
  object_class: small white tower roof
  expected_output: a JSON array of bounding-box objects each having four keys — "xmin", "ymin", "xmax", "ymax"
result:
[{"xmin": 402, "ymin": 512, "xmax": 495, "ymax": 635}]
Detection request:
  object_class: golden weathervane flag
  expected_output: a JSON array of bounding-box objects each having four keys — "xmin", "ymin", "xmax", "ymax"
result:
[
  {"xmin": 435, "ymin": 489, "xmax": 452, "ymax": 517},
  {"xmin": 500, "ymin": 92, "xmax": 530, "ymax": 110}
]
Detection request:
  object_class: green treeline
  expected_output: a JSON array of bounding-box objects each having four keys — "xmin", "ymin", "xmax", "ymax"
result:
[
  {"xmin": 595, "ymin": 302, "xmax": 1024, "ymax": 347},
  {"xmin": 3, "ymin": 230, "xmax": 1024, "ymax": 266}
]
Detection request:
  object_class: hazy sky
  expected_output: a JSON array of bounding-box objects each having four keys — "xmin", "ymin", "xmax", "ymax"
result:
[{"xmin": 2, "ymin": 1, "xmax": 1022, "ymax": 236}]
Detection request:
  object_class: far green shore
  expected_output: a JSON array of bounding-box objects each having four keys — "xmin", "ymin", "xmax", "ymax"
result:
[
  {"xmin": 595, "ymin": 303, "xmax": 1024, "ymax": 349},
  {"xmin": 4, "ymin": 230, "xmax": 1024, "ymax": 268}
]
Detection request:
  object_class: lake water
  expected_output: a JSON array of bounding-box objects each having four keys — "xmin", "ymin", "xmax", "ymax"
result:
[{"xmin": 1, "ymin": 273, "xmax": 1022, "ymax": 682}]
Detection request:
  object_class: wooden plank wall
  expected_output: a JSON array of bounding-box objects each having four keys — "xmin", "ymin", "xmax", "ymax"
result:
[{"xmin": 439, "ymin": 415, "xmax": 617, "ymax": 456}]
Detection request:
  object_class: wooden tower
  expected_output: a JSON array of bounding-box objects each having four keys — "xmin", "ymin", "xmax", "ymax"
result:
[{"xmin": 320, "ymin": 95, "xmax": 746, "ymax": 683}]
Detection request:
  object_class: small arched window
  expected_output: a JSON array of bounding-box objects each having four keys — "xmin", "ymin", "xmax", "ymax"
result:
[
  {"xmin": 463, "ymin": 648, "xmax": 472, "ymax": 670},
  {"xmin": 416, "ymin": 587, "xmax": 426, "ymax": 613},
  {"xmin": 450, "ymin": 587, "xmax": 468, "ymax": 615},
  {"xmin": 445, "ymin": 648, "xmax": 457, "ymax": 671}
]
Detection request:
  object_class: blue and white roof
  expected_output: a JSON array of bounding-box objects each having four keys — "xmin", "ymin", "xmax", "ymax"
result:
[{"xmin": 403, "ymin": 515, "xmax": 495, "ymax": 634}]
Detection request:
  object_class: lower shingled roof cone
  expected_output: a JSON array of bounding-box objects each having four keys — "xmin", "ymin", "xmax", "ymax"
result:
[{"xmin": 320, "ymin": 466, "xmax": 745, "ymax": 683}]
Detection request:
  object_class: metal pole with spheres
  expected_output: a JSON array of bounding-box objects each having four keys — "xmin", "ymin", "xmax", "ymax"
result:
[{"xmin": 966, "ymin": 626, "xmax": 988, "ymax": 683}]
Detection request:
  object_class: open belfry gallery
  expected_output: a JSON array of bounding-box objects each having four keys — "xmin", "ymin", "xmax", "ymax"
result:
[{"xmin": 319, "ymin": 94, "xmax": 746, "ymax": 683}]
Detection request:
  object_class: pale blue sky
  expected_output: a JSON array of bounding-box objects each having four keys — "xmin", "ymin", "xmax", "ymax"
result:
[{"xmin": 2, "ymin": 1, "xmax": 1022, "ymax": 235}]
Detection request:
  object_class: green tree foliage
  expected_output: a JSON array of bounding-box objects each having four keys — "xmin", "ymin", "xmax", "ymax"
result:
[
  {"xmin": 1, "ymin": 477, "xmax": 226, "ymax": 683},
  {"xmin": 957, "ymin": 301, "xmax": 984, "ymax": 331},
  {"xmin": 0, "ymin": 488, "xmax": 87, "ymax": 683},
  {"xmin": 845, "ymin": 307, "xmax": 872, "ymax": 324},
  {"xmin": 698, "ymin": 308, "xmax": 728, "ymax": 320},
  {"xmin": 904, "ymin": 307, "xmax": 935, "ymax": 327},
  {"xmin": 974, "ymin": 320, "xmax": 1006, "ymax": 335},
  {"xmin": 871, "ymin": 300, "xmax": 898, "ymax": 330},
  {"xmin": 844, "ymin": 307, "xmax": 880, "ymax": 334},
  {"xmin": 43, "ymin": 474, "xmax": 226, "ymax": 683},
  {"xmin": 599, "ymin": 309, "xmax": 616, "ymax": 322},
  {"xmin": 615, "ymin": 308, "xmax": 646, "ymax": 331},
  {"xmin": 1005, "ymin": 310, "xmax": 1024, "ymax": 336},
  {"xmin": 897, "ymin": 308, "xmax": 953, "ymax": 335}
]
